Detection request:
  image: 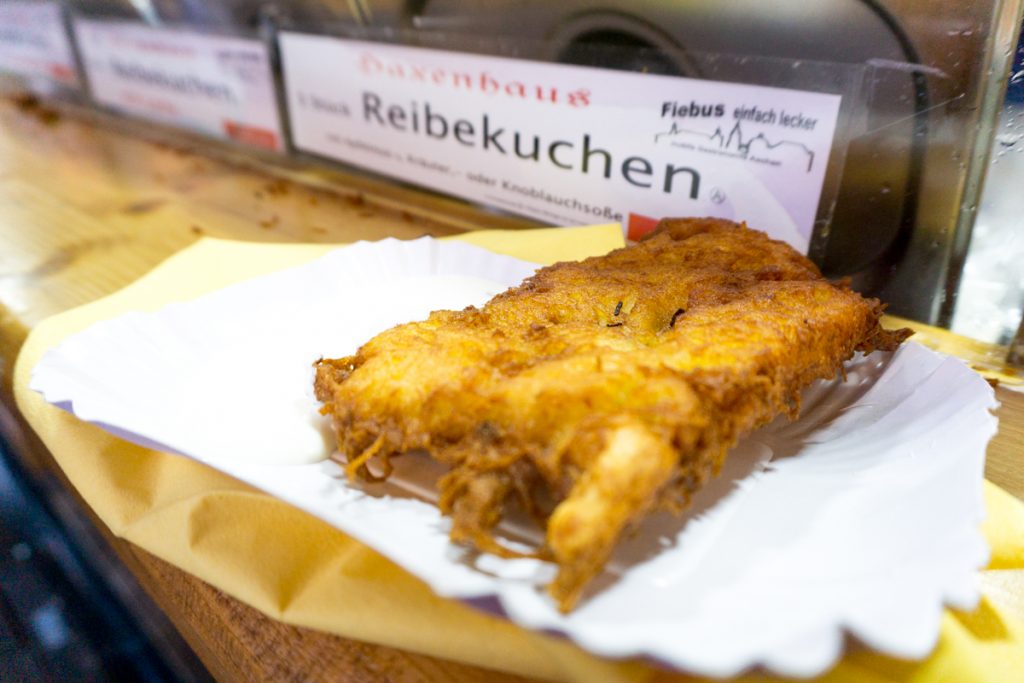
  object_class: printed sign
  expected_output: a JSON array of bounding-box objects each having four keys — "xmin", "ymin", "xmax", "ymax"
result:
[
  {"xmin": 74, "ymin": 20, "xmax": 283, "ymax": 150},
  {"xmin": 0, "ymin": 1, "xmax": 78, "ymax": 88},
  {"xmin": 281, "ymin": 33, "xmax": 843, "ymax": 250}
]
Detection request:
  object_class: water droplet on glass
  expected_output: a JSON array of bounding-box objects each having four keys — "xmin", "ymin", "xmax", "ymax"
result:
[{"xmin": 996, "ymin": 128, "xmax": 1023, "ymax": 148}]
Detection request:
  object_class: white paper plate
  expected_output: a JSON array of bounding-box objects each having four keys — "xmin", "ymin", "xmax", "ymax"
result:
[{"xmin": 30, "ymin": 237, "xmax": 998, "ymax": 678}]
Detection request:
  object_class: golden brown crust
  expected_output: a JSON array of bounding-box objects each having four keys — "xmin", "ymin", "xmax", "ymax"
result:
[{"xmin": 314, "ymin": 217, "xmax": 911, "ymax": 611}]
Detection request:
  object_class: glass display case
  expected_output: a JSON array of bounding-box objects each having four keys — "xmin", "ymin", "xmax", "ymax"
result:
[
  {"xmin": 2, "ymin": 0, "xmax": 1022, "ymax": 332},
  {"xmin": 284, "ymin": 0, "xmax": 1024, "ymax": 328}
]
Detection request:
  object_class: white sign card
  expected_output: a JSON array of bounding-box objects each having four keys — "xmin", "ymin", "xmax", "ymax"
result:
[
  {"xmin": 0, "ymin": 1, "xmax": 79, "ymax": 89},
  {"xmin": 281, "ymin": 33, "xmax": 843, "ymax": 249},
  {"xmin": 74, "ymin": 20, "xmax": 283, "ymax": 151}
]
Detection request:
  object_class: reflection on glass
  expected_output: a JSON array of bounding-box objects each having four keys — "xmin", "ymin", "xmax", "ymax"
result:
[{"xmin": 953, "ymin": 21, "xmax": 1024, "ymax": 346}]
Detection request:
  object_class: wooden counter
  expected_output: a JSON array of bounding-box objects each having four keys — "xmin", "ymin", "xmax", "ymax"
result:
[{"xmin": 0, "ymin": 95, "xmax": 1021, "ymax": 682}]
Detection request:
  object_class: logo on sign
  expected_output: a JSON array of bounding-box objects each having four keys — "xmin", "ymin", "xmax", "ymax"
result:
[{"xmin": 655, "ymin": 100, "xmax": 823, "ymax": 172}]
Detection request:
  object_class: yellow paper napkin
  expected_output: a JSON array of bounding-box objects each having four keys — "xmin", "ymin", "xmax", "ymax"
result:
[{"xmin": 13, "ymin": 226, "xmax": 1024, "ymax": 682}]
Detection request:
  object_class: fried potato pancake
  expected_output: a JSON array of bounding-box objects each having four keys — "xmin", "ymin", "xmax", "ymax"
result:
[{"xmin": 314, "ymin": 218, "xmax": 911, "ymax": 611}]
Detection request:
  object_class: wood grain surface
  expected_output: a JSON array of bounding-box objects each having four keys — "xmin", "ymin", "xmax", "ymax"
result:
[
  {"xmin": 0, "ymin": 95, "xmax": 1021, "ymax": 682},
  {"xmin": 987, "ymin": 389, "xmax": 1024, "ymax": 500},
  {"xmin": 120, "ymin": 546, "xmax": 536, "ymax": 683},
  {"xmin": 0, "ymin": 95, "xmax": 539, "ymax": 683}
]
